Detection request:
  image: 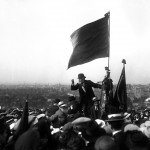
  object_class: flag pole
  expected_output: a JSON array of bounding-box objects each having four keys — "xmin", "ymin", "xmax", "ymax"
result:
[
  {"xmin": 108, "ymin": 12, "xmax": 110, "ymax": 70},
  {"xmin": 122, "ymin": 59, "xmax": 126, "ymax": 69},
  {"xmin": 105, "ymin": 11, "xmax": 110, "ymax": 70}
]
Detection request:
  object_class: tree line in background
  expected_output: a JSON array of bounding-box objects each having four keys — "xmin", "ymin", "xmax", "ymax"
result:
[{"xmin": 0, "ymin": 84, "xmax": 149, "ymax": 110}]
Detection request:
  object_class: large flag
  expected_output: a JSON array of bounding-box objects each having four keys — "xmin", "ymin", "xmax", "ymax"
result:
[
  {"xmin": 113, "ymin": 66, "xmax": 127, "ymax": 113},
  {"xmin": 68, "ymin": 12, "xmax": 110, "ymax": 69}
]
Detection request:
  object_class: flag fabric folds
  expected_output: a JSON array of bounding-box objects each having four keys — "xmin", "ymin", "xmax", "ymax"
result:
[
  {"xmin": 113, "ymin": 66, "xmax": 127, "ymax": 113},
  {"xmin": 68, "ymin": 13, "xmax": 110, "ymax": 69}
]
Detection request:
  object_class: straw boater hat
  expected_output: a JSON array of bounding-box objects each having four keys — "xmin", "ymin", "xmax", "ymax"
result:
[
  {"xmin": 72, "ymin": 117, "xmax": 91, "ymax": 125},
  {"xmin": 124, "ymin": 124, "xmax": 140, "ymax": 132},
  {"xmin": 58, "ymin": 101, "xmax": 67, "ymax": 108},
  {"xmin": 92, "ymin": 97, "xmax": 100, "ymax": 102},
  {"xmin": 140, "ymin": 120, "xmax": 150, "ymax": 138},
  {"xmin": 95, "ymin": 119, "xmax": 105, "ymax": 128},
  {"xmin": 105, "ymin": 114, "xmax": 124, "ymax": 122},
  {"xmin": 123, "ymin": 112, "xmax": 131, "ymax": 119}
]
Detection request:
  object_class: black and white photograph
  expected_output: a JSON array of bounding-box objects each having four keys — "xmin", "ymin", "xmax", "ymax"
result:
[{"xmin": 0, "ymin": 0, "xmax": 150, "ymax": 150}]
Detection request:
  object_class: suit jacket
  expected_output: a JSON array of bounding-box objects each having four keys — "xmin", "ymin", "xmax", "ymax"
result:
[
  {"xmin": 71, "ymin": 80, "xmax": 101, "ymax": 106},
  {"xmin": 90, "ymin": 104, "xmax": 101, "ymax": 119},
  {"xmin": 68, "ymin": 100, "xmax": 80, "ymax": 114},
  {"xmin": 49, "ymin": 109, "xmax": 65, "ymax": 122}
]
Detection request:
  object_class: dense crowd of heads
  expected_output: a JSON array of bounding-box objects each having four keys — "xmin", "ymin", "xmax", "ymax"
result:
[{"xmin": 0, "ymin": 96, "xmax": 150, "ymax": 150}]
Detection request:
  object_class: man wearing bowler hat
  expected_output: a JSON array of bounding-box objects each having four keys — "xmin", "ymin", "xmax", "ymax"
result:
[{"xmin": 71, "ymin": 73, "xmax": 102, "ymax": 117}]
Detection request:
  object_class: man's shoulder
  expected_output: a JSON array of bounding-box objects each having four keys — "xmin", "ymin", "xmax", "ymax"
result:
[
  {"xmin": 85, "ymin": 80, "xmax": 93, "ymax": 83},
  {"xmin": 85, "ymin": 80, "xmax": 98, "ymax": 85},
  {"xmin": 48, "ymin": 105, "xmax": 59, "ymax": 114},
  {"xmin": 54, "ymin": 109, "xmax": 61, "ymax": 114}
]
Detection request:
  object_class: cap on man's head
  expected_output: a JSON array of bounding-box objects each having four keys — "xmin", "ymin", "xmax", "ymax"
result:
[
  {"xmin": 53, "ymin": 98, "xmax": 60, "ymax": 104},
  {"xmin": 68, "ymin": 95, "xmax": 76, "ymax": 101},
  {"xmin": 78, "ymin": 73, "xmax": 86, "ymax": 79},
  {"xmin": 58, "ymin": 101, "xmax": 67, "ymax": 108},
  {"xmin": 67, "ymin": 93, "xmax": 76, "ymax": 101}
]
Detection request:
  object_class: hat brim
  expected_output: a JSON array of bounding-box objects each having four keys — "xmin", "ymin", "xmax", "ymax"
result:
[
  {"xmin": 105, "ymin": 118, "xmax": 124, "ymax": 122},
  {"xmin": 59, "ymin": 104, "xmax": 67, "ymax": 108},
  {"xmin": 77, "ymin": 76, "xmax": 86, "ymax": 79},
  {"xmin": 72, "ymin": 117, "xmax": 91, "ymax": 125},
  {"xmin": 95, "ymin": 119, "xmax": 105, "ymax": 128},
  {"xmin": 124, "ymin": 114, "xmax": 131, "ymax": 119}
]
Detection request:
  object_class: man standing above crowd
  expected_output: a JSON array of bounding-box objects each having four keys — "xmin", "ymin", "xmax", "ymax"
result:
[
  {"xmin": 102, "ymin": 70, "xmax": 113, "ymax": 114},
  {"xmin": 71, "ymin": 73, "xmax": 102, "ymax": 117}
]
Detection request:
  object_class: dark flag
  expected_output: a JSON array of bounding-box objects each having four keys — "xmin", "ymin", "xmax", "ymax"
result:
[
  {"xmin": 68, "ymin": 12, "xmax": 110, "ymax": 69},
  {"xmin": 113, "ymin": 66, "xmax": 127, "ymax": 113},
  {"xmin": 13, "ymin": 100, "xmax": 29, "ymax": 140},
  {"xmin": 5, "ymin": 100, "xmax": 29, "ymax": 150}
]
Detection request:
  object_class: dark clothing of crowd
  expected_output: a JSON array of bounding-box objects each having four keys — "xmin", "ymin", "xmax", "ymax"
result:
[
  {"xmin": 1, "ymin": 93, "xmax": 150, "ymax": 150},
  {"xmin": 1, "ymin": 104, "xmax": 150, "ymax": 150}
]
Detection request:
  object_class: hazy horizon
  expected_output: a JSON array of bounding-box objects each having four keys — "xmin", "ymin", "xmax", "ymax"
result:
[{"xmin": 0, "ymin": 82, "xmax": 149, "ymax": 86}]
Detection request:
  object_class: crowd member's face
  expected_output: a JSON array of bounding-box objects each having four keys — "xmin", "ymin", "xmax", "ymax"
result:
[
  {"xmin": 94, "ymin": 102, "xmax": 99, "ymax": 106},
  {"xmin": 60, "ymin": 106, "xmax": 68, "ymax": 114},
  {"xmin": 106, "ymin": 122, "xmax": 112, "ymax": 131},
  {"xmin": 79, "ymin": 77, "xmax": 85, "ymax": 84},
  {"xmin": 58, "ymin": 115, "xmax": 67, "ymax": 124},
  {"xmin": 73, "ymin": 124, "xmax": 86, "ymax": 132},
  {"xmin": 125, "ymin": 117, "xmax": 131, "ymax": 123}
]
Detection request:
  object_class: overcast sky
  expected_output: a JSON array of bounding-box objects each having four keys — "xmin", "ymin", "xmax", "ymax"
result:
[{"xmin": 0, "ymin": 0, "xmax": 150, "ymax": 85}]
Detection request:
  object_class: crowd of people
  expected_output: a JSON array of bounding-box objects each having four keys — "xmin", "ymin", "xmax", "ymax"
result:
[
  {"xmin": 0, "ymin": 73, "xmax": 150, "ymax": 150},
  {"xmin": 0, "ymin": 94, "xmax": 150, "ymax": 150}
]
